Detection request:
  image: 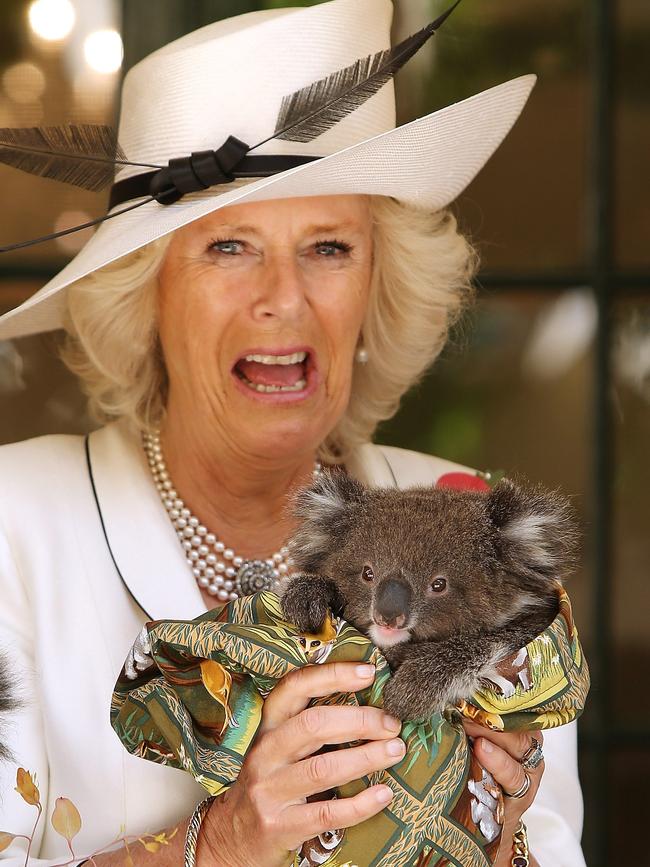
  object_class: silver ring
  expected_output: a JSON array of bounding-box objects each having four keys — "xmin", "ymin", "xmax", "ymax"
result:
[
  {"xmin": 520, "ymin": 735, "xmax": 544, "ymax": 771},
  {"xmin": 504, "ymin": 772, "xmax": 531, "ymax": 800}
]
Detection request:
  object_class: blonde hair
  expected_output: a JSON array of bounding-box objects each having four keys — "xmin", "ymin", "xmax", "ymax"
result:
[{"xmin": 62, "ymin": 192, "xmax": 478, "ymax": 461}]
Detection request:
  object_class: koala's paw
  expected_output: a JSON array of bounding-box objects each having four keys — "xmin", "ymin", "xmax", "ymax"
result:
[
  {"xmin": 280, "ymin": 578, "xmax": 330, "ymax": 634},
  {"xmin": 382, "ymin": 663, "xmax": 447, "ymax": 723}
]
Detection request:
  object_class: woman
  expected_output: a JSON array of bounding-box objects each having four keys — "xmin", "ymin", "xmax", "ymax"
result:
[{"xmin": 0, "ymin": 1, "xmax": 585, "ymax": 865}]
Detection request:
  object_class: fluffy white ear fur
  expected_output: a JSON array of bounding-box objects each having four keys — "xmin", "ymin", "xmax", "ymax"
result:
[
  {"xmin": 489, "ymin": 479, "xmax": 576, "ymax": 579},
  {"xmin": 501, "ymin": 512, "xmax": 565, "ymax": 573},
  {"xmin": 299, "ymin": 472, "xmax": 348, "ymax": 521},
  {"xmin": 288, "ymin": 472, "xmax": 357, "ymax": 572}
]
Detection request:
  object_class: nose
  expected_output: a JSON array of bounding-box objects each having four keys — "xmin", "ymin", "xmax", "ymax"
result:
[
  {"xmin": 251, "ymin": 252, "xmax": 309, "ymax": 323},
  {"xmin": 374, "ymin": 579, "xmax": 411, "ymax": 629}
]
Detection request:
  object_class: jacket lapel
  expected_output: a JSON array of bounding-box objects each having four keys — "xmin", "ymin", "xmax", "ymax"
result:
[
  {"xmin": 86, "ymin": 422, "xmax": 401, "ymax": 623},
  {"xmin": 87, "ymin": 418, "xmax": 206, "ymax": 621}
]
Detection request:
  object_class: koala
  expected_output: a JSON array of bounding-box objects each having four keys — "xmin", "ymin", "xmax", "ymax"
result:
[
  {"xmin": 280, "ymin": 471, "xmax": 577, "ymax": 722},
  {"xmin": 0, "ymin": 652, "xmax": 19, "ymax": 762}
]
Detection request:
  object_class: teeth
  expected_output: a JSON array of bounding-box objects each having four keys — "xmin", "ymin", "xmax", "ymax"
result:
[
  {"xmin": 244, "ymin": 351, "xmax": 307, "ymax": 365},
  {"xmin": 244, "ymin": 379, "xmax": 307, "ymax": 393}
]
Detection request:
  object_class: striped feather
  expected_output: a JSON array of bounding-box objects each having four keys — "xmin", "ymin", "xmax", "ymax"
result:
[
  {"xmin": 0, "ymin": 124, "xmax": 156, "ymax": 191},
  {"xmin": 272, "ymin": 0, "xmax": 461, "ymax": 143}
]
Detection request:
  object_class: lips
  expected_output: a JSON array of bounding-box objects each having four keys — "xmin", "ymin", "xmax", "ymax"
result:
[{"xmin": 231, "ymin": 346, "xmax": 317, "ymax": 399}]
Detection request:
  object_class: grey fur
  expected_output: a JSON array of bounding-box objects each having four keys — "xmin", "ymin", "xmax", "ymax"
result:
[
  {"xmin": 0, "ymin": 651, "xmax": 20, "ymax": 762},
  {"xmin": 281, "ymin": 472, "xmax": 577, "ymax": 721}
]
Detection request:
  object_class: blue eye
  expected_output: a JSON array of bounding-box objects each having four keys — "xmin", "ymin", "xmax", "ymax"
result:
[
  {"xmin": 315, "ymin": 239, "xmax": 352, "ymax": 256},
  {"xmin": 210, "ymin": 238, "xmax": 243, "ymax": 255}
]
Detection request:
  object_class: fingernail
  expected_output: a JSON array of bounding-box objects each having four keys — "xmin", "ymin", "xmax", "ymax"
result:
[
  {"xmin": 383, "ymin": 713, "xmax": 402, "ymax": 733},
  {"xmin": 356, "ymin": 664, "xmax": 375, "ymax": 679},
  {"xmin": 386, "ymin": 738, "xmax": 406, "ymax": 756},
  {"xmin": 375, "ymin": 785, "xmax": 393, "ymax": 804},
  {"xmin": 481, "ymin": 738, "xmax": 494, "ymax": 753}
]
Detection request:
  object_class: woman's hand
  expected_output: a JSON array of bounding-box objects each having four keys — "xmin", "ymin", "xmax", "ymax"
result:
[
  {"xmin": 463, "ymin": 721, "xmax": 544, "ymax": 867},
  {"xmin": 197, "ymin": 662, "xmax": 404, "ymax": 867}
]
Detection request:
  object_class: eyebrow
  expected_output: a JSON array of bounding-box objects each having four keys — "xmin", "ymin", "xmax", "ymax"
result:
[{"xmin": 214, "ymin": 221, "xmax": 364, "ymax": 236}]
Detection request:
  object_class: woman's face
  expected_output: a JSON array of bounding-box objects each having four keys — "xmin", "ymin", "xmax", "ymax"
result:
[{"xmin": 157, "ymin": 194, "xmax": 373, "ymax": 461}]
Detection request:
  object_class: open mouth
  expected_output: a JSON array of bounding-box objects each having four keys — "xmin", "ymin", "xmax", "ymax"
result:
[{"xmin": 233, "ymin": 349, "xmax": 314, "ymax": 395}]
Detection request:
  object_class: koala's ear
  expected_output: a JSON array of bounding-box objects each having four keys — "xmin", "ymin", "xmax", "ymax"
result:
[
  {"xmin": 288, "ymin": 470, "xmax": 365, "ymax": 573},
  {"xmin": 487, "ymin": 478, "xmax": 578, "ymax": 581}
]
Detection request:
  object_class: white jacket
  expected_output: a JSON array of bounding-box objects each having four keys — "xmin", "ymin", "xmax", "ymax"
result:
[{"xmin": 0, "ymin": 419, "xmax": 586, "ymax": 867}]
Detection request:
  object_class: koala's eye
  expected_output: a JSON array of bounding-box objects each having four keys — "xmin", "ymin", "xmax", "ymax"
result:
[
  {"xmin": 361, "ymin": 564, "xmax": 375, "ymax": 582},
  {"xmin": 431, "ymin": 577, "xmax": 447, "ymax": 593}
]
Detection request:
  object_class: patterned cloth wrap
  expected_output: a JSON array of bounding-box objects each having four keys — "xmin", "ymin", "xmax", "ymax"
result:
[{"xmin": 111, "ymin": 587, "xmax": 589, "ymax": 867}]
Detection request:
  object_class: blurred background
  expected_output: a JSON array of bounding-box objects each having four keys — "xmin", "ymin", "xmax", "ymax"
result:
[{"xmin": 0, "ymin": 1, "xmax": 647, "ymax": 863}]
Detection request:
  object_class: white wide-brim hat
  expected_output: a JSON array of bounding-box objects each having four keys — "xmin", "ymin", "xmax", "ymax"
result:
[{"xmin": 0, "ymin": 0, "xmax": 536, "ymax": 341}]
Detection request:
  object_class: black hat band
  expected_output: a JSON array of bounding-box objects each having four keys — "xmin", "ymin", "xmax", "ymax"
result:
[{"xmin": 109, "ymin": 135, "xmax": 319, "ymax": 210}]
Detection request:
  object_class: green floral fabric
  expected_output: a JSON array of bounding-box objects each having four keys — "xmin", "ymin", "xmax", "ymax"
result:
[{"xmin": 111, "ymin": 587, "xmax": 589, "ymax": 867}]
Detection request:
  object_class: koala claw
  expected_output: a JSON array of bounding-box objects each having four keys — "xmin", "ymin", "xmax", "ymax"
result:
[
  {"xmin": 303, "ymin": 599, "xmax": 330, "ymax": 634},
  {"xmin": 281, "ymin": 584, "xmax": 328, "ymax": 634}
]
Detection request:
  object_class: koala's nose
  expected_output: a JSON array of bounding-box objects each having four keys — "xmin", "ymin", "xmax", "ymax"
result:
[{"xmin": 374, "ymin": 579, "xmax": 411, "ymax": 629}]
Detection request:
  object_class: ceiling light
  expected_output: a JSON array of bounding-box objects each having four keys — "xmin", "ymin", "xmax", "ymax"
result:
[
  {"xmin": 2, "ymin": 62, "xmax": 46, "ymax": 104},
  {"xmin": 28, "ymin": 0, "xmax": 76, "ymax": 42},
  {"xmin": 83, "ymin": 29, "xmax": 123, "ymax": 75}
]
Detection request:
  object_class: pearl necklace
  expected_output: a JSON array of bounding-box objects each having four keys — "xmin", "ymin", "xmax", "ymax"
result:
[{"xmin": 143, "ymin": 431, "xmax": 321, "ymax": 602}]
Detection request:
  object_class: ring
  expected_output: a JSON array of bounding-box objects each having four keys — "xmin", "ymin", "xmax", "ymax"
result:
[
  {"xmin": 503, "ymin": 772, "xmax": 531, "ymax": 800},
  {"xmin": 520, "ymin": 735, "xmax": 544, "ymax": 771}
]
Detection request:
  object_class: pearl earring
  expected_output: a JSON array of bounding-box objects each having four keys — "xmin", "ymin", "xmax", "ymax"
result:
[{"xmin": 355, "ymin": 345, "xmax": 369, "ymax": 364}]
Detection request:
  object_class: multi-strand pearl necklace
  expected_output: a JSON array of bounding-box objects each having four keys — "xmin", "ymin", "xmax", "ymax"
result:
[{"xmin": 143, "ymin": 431, "xmax": 321, "ymax": 602}]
